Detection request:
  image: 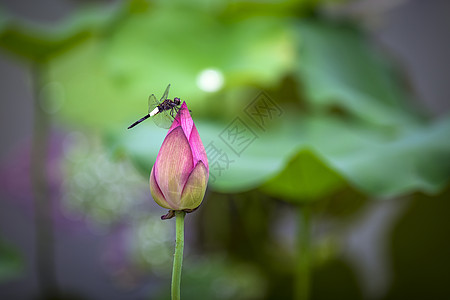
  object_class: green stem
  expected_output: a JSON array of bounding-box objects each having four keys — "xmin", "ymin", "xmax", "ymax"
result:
[
  {"xmin": 295, "ymin": 205, "xmax": 312, "ymax": 300},
  {"xmin": 171, "ymin": 211, "xmax": 186, "ymax": 300},
  {"xmin": 30, "ymin": 64, "xmax": 58, "ymax": 297}
]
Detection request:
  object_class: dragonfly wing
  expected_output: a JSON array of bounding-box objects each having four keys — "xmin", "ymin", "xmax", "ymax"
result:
[
  {"xmin": 160, "ymin": 84, "xmax": 171, "ymax": 102},
  {"xmin": 148, "ymin": 94, "xmax": 159, "ymax": 114},
  {"xmin": 147, "ymin": 84, "xmax": 174, "ymax": 128},
  {"xmin": 152, "ymin": 110, "xmax": 174, "ymax": 129}
]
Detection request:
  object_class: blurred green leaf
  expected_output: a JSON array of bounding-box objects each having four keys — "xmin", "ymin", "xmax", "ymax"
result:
[
  {"xmin": 0, "ymin": 239, "xmax": 23, "ymax": 282},
  {"xmin": 48, "ymin": 7, "xmax": 294, "ymax": 130},
  {"xmin": 261, "ymin": 149, "xmax": 347, "ymax": 202},
  {"xmin": 108, "ymin": 117, "xmax": 302, "ymax": 193},
  {"xmin": 294, "ymin": 20, "xmax": 422, "ymax": 126},
  {"xmin": 312, "ymin": 116, "xmax": 450, "ymax": 197},
  {"xmin": 20, "ymin": 4, "xmax": 447, "ymax": 200},
  {"xmin": 58, "ymin": 11, "xmax": 449, "ymax": 199},
  {"xmin": 110, "ymin": 113, "xmax": 450, "ymax": 198},
  {"xmin": 0, "ymin": 4, "xmax": 121, "ymax": 62},
  {"xmin": 261, "ymin": 115, "xmax": 450, "ymax": 199}
]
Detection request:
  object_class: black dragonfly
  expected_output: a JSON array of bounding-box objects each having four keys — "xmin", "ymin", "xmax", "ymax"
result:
[{"xmin": 127, "ymin": 84, "xmax": 182, "ymax": 129}]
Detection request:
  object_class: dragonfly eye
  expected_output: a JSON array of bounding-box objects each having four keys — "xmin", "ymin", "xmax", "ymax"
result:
[{"xmin": 174, "ymin": 97, "xmax": 181, "ymax": 105}]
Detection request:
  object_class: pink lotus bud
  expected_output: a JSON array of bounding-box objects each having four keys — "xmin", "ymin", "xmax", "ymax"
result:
[{"xmin": 149, "ymin": 102, "xmax": 209, "ymax": 217}]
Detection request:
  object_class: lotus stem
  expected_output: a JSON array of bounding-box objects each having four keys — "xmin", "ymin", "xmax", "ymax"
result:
[{"xmin": 171, "ymin": 210, "xmax": 186, "ymax": 300}]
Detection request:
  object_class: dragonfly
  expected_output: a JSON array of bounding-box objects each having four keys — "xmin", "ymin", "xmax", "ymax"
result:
[{"xmin": 127, "ymin": 84, "xmax": 182, "ymax": 129}]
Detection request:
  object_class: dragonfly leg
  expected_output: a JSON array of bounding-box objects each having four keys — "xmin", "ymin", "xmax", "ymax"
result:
[
  {"xmin": 170, "ymin": 108, "xmax": 179, "ymax": 126},
  {"xmin": 169, "ymin": 106, "xmax": 186, "ymax": 123},
  {"xmin": 173, "ymin": 107, "xmax": 181, "ymax": 118}
]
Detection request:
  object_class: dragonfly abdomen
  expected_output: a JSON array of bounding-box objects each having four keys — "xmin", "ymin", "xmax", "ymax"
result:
[
  {"xmin": 150, "ymin": 106, "xmax": 160, "ymax": 117},
  {"xmin": 127, "ymin": 114, "xmax": 150, "ymax": 129}
]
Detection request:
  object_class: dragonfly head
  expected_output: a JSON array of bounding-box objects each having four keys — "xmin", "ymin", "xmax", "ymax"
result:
[{"xmin": 174, "ymin": 97, "xmax": 181, "ymax": 105}]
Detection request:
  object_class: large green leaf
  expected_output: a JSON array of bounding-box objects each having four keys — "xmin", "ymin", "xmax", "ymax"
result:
[
  {"xmin": 109, "ymin": 112, "xmax": 450, "ymax": 198},
  {"xmin": 0, "ymin": 4, "xmax": 121, "ymax": 62},
  {"xmin": 108, "ymin": 117, "xmax": 301, "ymax": 193},
  {"xmin": 13, "ymin": 3, "xmax": 444, "ymax": 200},
  {"xmin": 319, "ymin": 116, "xmax": 450, "ymax": 197},
  {"xmin": 47, "ymin": 6, "xmax": 293, "ymax": 130},
  {"xmin": 261, "ymin": 149, "xmax": 347, "ymax": 202},
  {"xmin": 262, "ymin": 115, "xmax": 450, "ymax": 201},
  {"xmin": 294, "ymin": 21, "xmax": 423, "ymax": 127}
]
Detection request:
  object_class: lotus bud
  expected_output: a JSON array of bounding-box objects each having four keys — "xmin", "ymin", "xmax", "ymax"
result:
[{"xmin": 149, "ymin": 102, "xmax": 209, "ymax": 219}]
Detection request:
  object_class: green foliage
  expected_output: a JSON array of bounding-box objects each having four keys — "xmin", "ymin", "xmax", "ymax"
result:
[
  {"xmin": 0, "ymin": 239, "xmax": 23, "ymax": 282},
  {"xmin": 262, "ymin": 149, "xmax": 347, "ymax": 202},
  {"xmin": 110, "ymin": 113, "xmax": 450, "ymax": 199},
  {"xmin": 294, "ymin": 21, "xmax": 422, "ymax": 126},
  {"xmin": 1, "ymin": 1, "xmax": 449, "ymax": 299},
  {"xmin": 1, "ymin": 1, "xmax": 449, "ymax": 202},
  {"xmin": 47, "ymin": 7, "xmax": 293, "ymax": 130},
  {"xmin": 0, "ymin": 5, "xmax": 120, "ymax": 62}
]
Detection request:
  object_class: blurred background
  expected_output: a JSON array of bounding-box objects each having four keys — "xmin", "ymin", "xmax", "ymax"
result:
[{"xmin": 0, "ymin": 0, "xmax": 449, "ymax": 299}]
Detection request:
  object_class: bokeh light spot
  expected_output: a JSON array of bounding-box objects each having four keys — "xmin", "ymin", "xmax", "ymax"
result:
[{"xmin": 196, "ymin": 68, "xmax": 224, "ymax": 92}]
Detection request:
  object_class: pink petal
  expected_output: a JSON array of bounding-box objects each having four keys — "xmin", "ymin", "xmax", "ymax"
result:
[
  {"xmin": 167, "ymin": 102, "xmax": 193, "ymax": 140},
  {"xmin": 179, "ymin": 161, "xmax": 208, "ymax": 210},
  {"xmin": 149, "ymin": 165, "xmax": 172, "ymax": 209},
  {"xmin": 188, "ymin": 124, "xmax": 209, "ymax": 172},
  {"xmin": 154, "ymin": 126, "xmax": 193, "ymax": 209}
]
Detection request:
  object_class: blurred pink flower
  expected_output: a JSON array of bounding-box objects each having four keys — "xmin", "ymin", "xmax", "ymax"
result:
[{"xmin": 150, "ymin": 102, "xmax": 209, "ymax": 217}]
